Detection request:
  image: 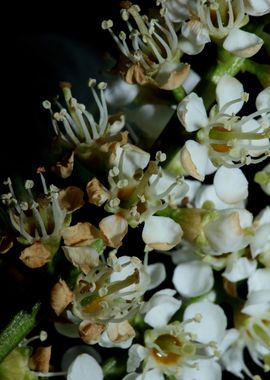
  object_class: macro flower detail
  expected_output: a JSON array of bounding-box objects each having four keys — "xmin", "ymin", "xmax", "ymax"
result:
[
  {"xmin": 1, "ymin": 171, "xmax": 82, "ymax": 268},
  {"xmin": 102, "ymin": 1, "xmax": 190, "ymax": 90},
  {"xmin": 177, "ymin": 75, "xmax": 270, "ymax": 180}
]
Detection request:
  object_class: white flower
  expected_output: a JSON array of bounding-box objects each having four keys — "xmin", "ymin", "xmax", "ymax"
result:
[
  {"xmin": 177, "ymin": 75, "xmax": 270, "ymax": 179},
  {"xmin": 173, "ymin": 260, "xmax": 214, "ymax": 298},
  {"xmin": 126, "ymin": 301, "xmax": 225, "ymax": 380},
  {"xmin": 203, "ymin": 208, "xmax": 253, "ymax": 255},
  {"xmin": 102, "ymin": 2, "xmax": 190, "ymax": 90},
  {"xmin": 250, "ymin": 206, "xmax": 270, "ymax": 262},
  {"xmin": 173, "ymin": 0, "xmax": 264, "ymax": 57},
  {"xmin": 43, "ymin": 80, "xmax": 125, "ymax": 149},
  {"xmin": 255, "ymin": 163, "xmax": 270, "ymax": 196}
]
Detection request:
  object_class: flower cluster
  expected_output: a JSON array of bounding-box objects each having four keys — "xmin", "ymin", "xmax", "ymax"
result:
[{"xmin": 0, "ymin": 1, "xmax": 270, "ymax": 380}]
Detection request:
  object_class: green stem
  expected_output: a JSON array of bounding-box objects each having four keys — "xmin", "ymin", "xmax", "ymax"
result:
[
  {"xmin": 172, "ymin": 85, "xmax": 186, "ymax": 102},
  {"xmin": 242, "ymin": 59, "xmax": 270, "ymax": 88},
  {"xmin": 196, "ymin": 47, "xmax": 245, "ymax": 110},
  {"xmin": 102, "ymin": 357, "xmax": 127, "ymax": 380},
  {"xmin": 0, "ymin": 302, "xmax": 41, "ymax": 363}
]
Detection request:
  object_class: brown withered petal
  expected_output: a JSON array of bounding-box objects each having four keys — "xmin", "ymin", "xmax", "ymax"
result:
[
  {"xmin": 79, "ymin": 321, "xmax": 105, "ymax": 344},
  {"xmin": 52, "ymin": 151, "xmax": 74, "ymax": 179},
  {"xmin": 99, "ymin": 215, "xmax": 128, "ymax": 249},
  {"xmin": 62, "ymin": 222, "xmax": 101, "ymax": 246},
  {"xmin": 62, "ymin": 246, "xmax": 99, "ymax": 274},
  {"xmin": 58, "ymin": 186, "xmax": 84, "ymax": 212},
  {"xmin": 125, "ymin": 63, "xmax": 148, "ymax": 86},
  {"xmin": 50, "ymin": 279, "xmax": 73, "ymax": 316},
  {"xmin": 20, "ymin": 242, "xmax": 51, "ymax": 268},
  {"xmin": 158, "ymin": 64, "xmax": 190, "ymax": 90},
  {"xmin": 86, "ymin": 178, "xmax": 109, "ymax": 207},
  {"xmin": 107, "ymin": 321, "xmax": 135, "ymax": 343},
  {"xmin": 29, "ymin": 346, "xmax": 52, "ymax": 373}
]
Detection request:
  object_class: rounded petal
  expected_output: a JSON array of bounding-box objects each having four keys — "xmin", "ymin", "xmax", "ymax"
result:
[
  {"xmin": 250, "ymin": 223, "xmax": 270, "ymax": 258},
  {"xmin": 244, "ymin": 0, "xmax": 270, "ymax": 16},
  {"xmin": 242, "ymin": 290, "xmax": 270, "ymax": 316},
  {"xmin": 127, "ymin": 344, "xmax": 147, "ymax": 372},
  {"xmin": 177, "ymin": 93, "xmax": 208, "ymax": 132},
  {"xmin": 256, "ymin": 86, "xmax": 270, "ymax": 110},
  {"xmin": 144, "ymin": 290, "xmax": 181, "ymax": 328},
  {"xmin": 182, "ymin": 69, "xmax": 201, "ymax": 94},
  {"xmin": 105, "ymin": 78, "xmax": 139, "ymax": 107},
  {"xmin": 195, "ymin": 184, "xmax": 245, "ymax": 210},
  {"xmin": 181, "ymin": 140, "xmax": 208, "ymax": 181},
  {"xmin": 213, "ymin": 167, "xmax": 248, "ymax": 203},
  {"xmin": 62, "ymin": 345, "xmax": 101, "ymax": 371},
  {"xmin": 216, "ymin": 75, "xmax": 244, "ymax": 114},
  {"xmin": 146, "ymin": 263, "xmax": 166, "ymax": 291},
  {"xmin": 173, "ymin": 261, "xmax": 214, "ymax": 297},
  {"xmin": 183, "ymin": 302, "xmax": 227, "ymax": 343},
  {"xmin": 223, "ymin": 29, "xmax": 263, "ymax": 58},
  {"xmin": 142, "ymin": 216, "xmax": 183, "ymax": 251},
  {"xmin": 222, "ymin": 257, "xmax": 257, "ymax": 282},
  {"xmin": 182, "ymin": 359, "xmax": 221, "ymax": 380},
  {"xmin": 67, "ymin": 353, "xmax": 103, "ymax": 380},
  {"xmin": 248, "ymin": 268, "xmax": 270, "ymax": 293}
]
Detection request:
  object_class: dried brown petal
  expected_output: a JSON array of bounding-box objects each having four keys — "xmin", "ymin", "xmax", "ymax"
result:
[
  {"xmin": 50, "ymin": 279, "xmax": 73, "ymax": 316},
  {"xmin": 20, "ymin": 242, "xmax": 51, "ymax": 268},
  {"xmin": 86, "ymin": 178, "xmax": 109, "ymax": 207},
  {"xmin": 79, "ymin": 321, "xmax": 105, "ymax": 344},
  {"xmin": 29, "ymin": 346, "xmax": 52, "ymax": 373},
  {"xmin": 52, "ymin": 152, "xmax": 74, "ymax": 178},
  {"xmin": 107, "ymin": 321, "xmax": 135, "ymax": 343},
  {"xmin": 62, "ymin": 246, "xmax": 100, "ymax": 274},
  {"xmin": 62, "ymin": 222, "xmax": 101, "ymax": 247},
  {"xmin": 99, "ymin": 215, "xmax": 128, "ymax": 249},
  {"xmin": 58, "ymin": 186, "xmax": 84, "ymax": 212}
]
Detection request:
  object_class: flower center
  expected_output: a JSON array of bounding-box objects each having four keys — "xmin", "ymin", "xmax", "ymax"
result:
[{"xmin": 151, "ymin": 334, "xmax": 184, "ymax": 365}]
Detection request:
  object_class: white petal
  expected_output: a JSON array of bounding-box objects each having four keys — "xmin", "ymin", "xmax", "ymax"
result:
[
  {"xmin": 250, "ymin": 223, "xmax": 270, "ymax": 258},
  {"xmin": 146, "ymin": 263, "xmax": 166, "ymax": 290},
  {"xmin": 181, "ymin": 140, "xmax": 208, "ymax": 181},
  {"xmin": 204, "ymin": 209, "xmax": 253, "ymax": 255},
  {"xmin": 183, "ymin": 302, "xmax": 227, "ymax": 343},
  {"xmin": 182, "ymin": 69, "xmax": 201, "ymax": 94},
  {"xmin": 67, "ymin": 354, "xmax": 103, "ymax": 380},
  {"xmin": 114, "ymin": 144, "xmax": 150, "ymax": 179},
  {"xmin": 222, "ymin": 257, "xmax": 257, "ymax": 282},
  {"xmin": 137, "ymin": 369, "xmax": 164, "ymax": 380},
  {"xmin": 256, "ymin": 86, "xmax": 270, "ymax": 110},
  {"xmin": 144, "ymin": 291, "xmax": 181, "ymax": 328},
  {"xmin": 99, "ymin": 330, "xmax": 133, "ymax": 348},
  {"xmin": 216, "ymin": 75, "xmax": 244, "ymax": 114},
  {"xmin": 242, "ymin": 290, "xmax": 270, "ymax": 316},
  {"xmin": 105, "ymin": 78, "xmax": 139, "ymax": 106},
  {"xmin": 248, "ymin": 268, "xmax": 270, "ymax": 293},
  {"xmin": 195, "ymin": 184, "xmax": 245, "ymax": 210},
  {"xmin": 214, "ymin": 167, "xmax": 248, "ymax": 203},
  {"xmin": 182, "ymin": 359, "xmax": 221, "ymax": 380},
  {"xmin": 177, "ymin": 93, "xmax": 208, "ymax": 132},
  {"xmin": 62, "ymin": 345, "xmax": 101, "ymax": 371},
  {"xmin": 218, "ymin": 328, "xmax": 240, "ymax": 354},
  {"xmin": 223, "ymin": 29, "xmax": 263, "ymax": 58},
  {"xmin": 142, "ymin": 216, "xmax": 183, "ymax": 251},
  {"xmin": 244, "ymin": 0, "xmax": 270, "ymax": 16},
  {"xmin": 173, "ymin": 261, "xmax": 214, "ymax": 297},
  {"xmin": 221, "ymin": 344, "xmax": 245, "ymax": 378},
  {"xmin": 165, "ymin": 0, "xmax": 193, "ymax": 22},
  {"xmin": 127, "ymin": 344, "xmax": 147, "ymax": 372}
]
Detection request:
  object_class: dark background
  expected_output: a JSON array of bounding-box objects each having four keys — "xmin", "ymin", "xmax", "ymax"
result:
[{"xmin": 0, "ymin": 2, "xmax": 269, "ymax": 379}]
